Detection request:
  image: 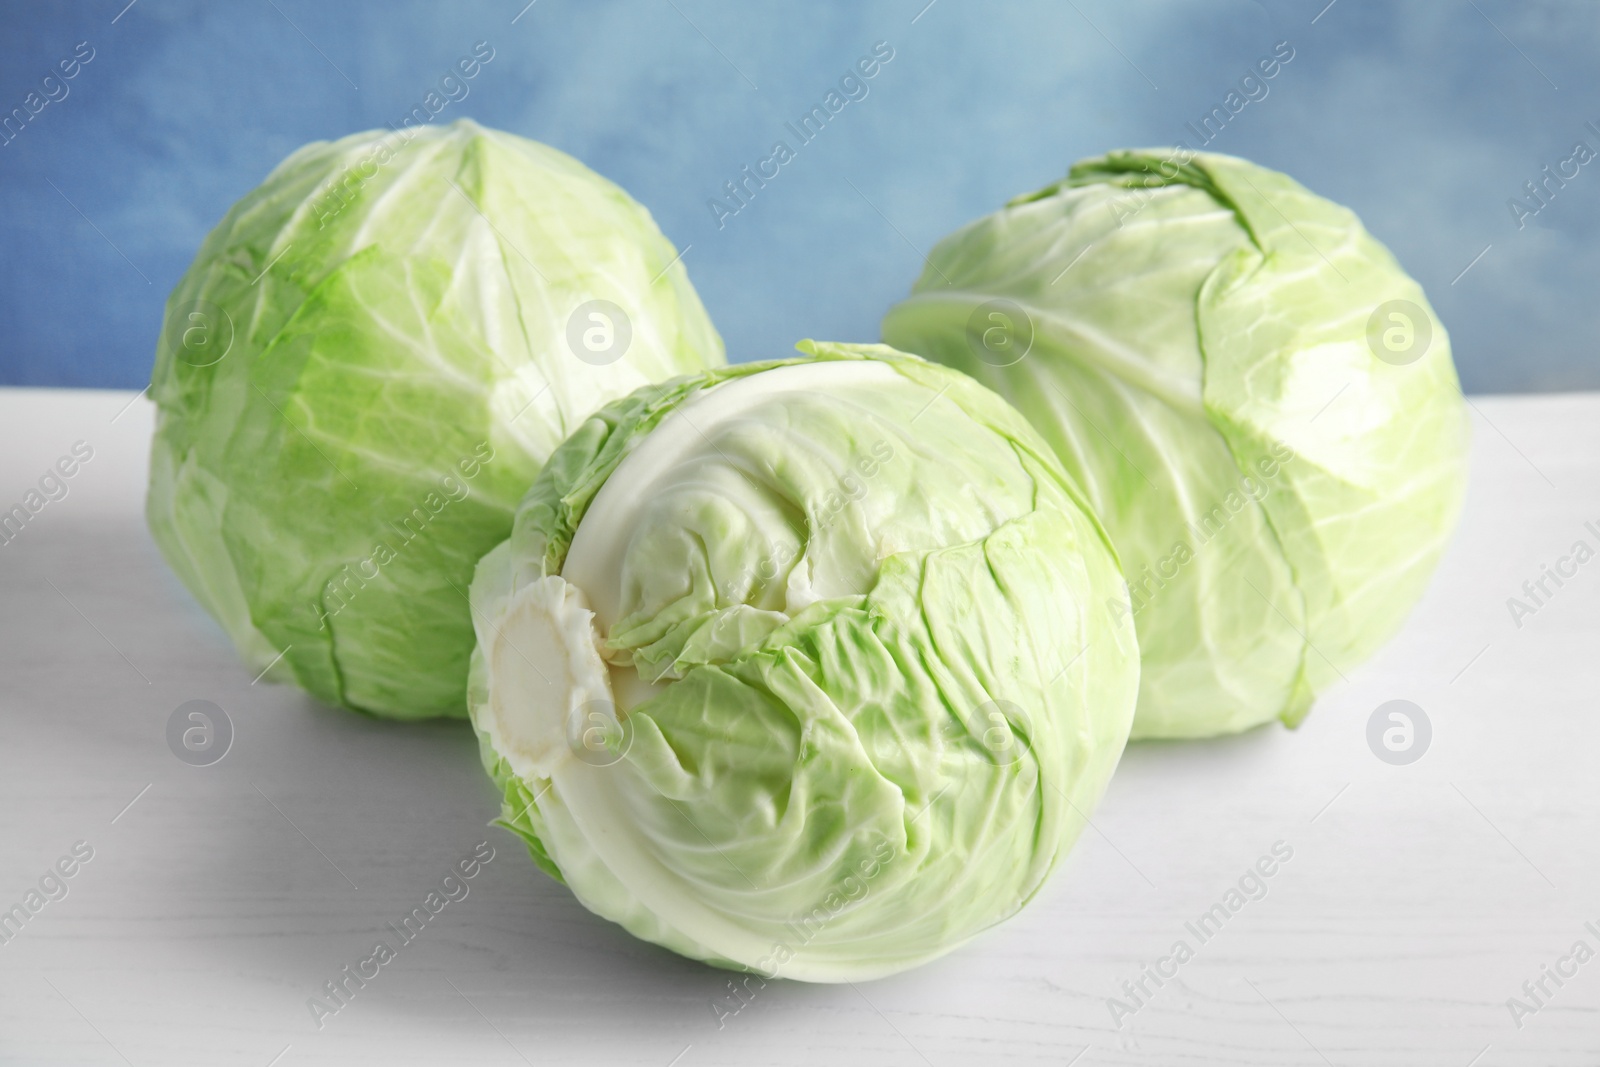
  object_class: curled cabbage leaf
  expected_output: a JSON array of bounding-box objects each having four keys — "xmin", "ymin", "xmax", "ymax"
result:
[{"xmin": 468, "ymin": 341, "xmax": 1138, "ymax": 980}]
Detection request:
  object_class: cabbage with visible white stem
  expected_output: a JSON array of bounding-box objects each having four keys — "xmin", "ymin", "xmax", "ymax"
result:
[
  {"xmin": 468, "ymin": 341, "xmax": 1139, "ymax": 980},
  {"xmin": 883, "ymin": 149, "xmax": 1469, "ymax": 739},
  {"xmin": 147, "ymin": 120, "xmax": 722, "ymax": 720}
]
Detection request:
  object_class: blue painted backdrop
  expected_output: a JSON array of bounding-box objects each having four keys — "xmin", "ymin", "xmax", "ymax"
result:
[{"xmin": 2, "ymin": 0, "xmax": 1595, "ymax": 393}]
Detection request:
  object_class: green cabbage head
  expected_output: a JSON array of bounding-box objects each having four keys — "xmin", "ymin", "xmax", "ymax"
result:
[
  {"xmin": 468, "ymin": 341, "xmax": 1138, "ymax": 980},
  {"xmin": 882, "ymin": 149, "xmax": 1468, "ymax": 739},
  {"xmin": 147, "ymin": 119, "xmax": 723, "ymax": 720}
]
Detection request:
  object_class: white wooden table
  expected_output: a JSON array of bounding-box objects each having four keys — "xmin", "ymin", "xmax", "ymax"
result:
[{"xmin": 1, "ymin": 386, "xmax": 1596, "ymax": 1066}]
